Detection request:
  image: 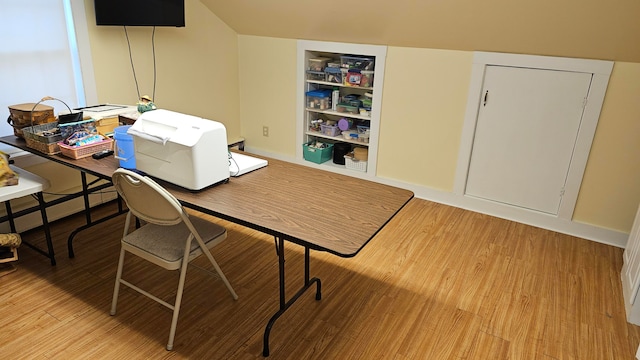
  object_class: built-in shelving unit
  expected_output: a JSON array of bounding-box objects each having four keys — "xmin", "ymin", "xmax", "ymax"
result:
[{"xmin": 296, "ymin": 40, "xmax": 387, "ymax": 176}]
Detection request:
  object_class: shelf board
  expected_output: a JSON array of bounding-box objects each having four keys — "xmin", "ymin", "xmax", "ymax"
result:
[
  {"xmin": 306, "ymin": 80, "xmax": 373, "ymax": 91},
  {"xmin": 305, "ymin": 131, "xmax": 370, "ymax": 146},
  {"xmin": 306, "ymin": 108, "xmax": 371, "ymax": 121}
]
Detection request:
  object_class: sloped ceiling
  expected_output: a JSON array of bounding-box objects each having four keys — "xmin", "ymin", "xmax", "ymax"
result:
[{"xmin": 200, "ymin": 0, "xmax": 640, "ymax": 63}]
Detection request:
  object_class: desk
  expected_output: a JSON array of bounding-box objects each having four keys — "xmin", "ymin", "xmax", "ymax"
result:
[
  {"xmin": 0, "ymin": 165, "xmax": 53, "ymax": 264},
  {"xmin": 0, "ymin": 135, "xmax": 414, "ymax": 356}
]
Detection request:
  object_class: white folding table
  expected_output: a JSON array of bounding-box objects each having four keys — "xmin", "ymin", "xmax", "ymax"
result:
[{"xmin": 0, "ymin": 165, "xmax": 54, "ymax": 265}]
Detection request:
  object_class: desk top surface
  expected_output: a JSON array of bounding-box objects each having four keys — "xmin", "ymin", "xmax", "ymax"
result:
[{"xmin": 0, "ymin": 136, "xmax": 414, "ymax": 257}]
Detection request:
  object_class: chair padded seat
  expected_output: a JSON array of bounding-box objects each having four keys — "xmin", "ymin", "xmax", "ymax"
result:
[{"xmin": 123, "ymin": 216, "xmax": 226, "ymax": 263}]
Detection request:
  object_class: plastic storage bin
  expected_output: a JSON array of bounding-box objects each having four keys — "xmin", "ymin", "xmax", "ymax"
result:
[
  {"xmin": 360, "ymin": 70, "xmax": 374, "ymax": 87},
  {"xmin": 345, "ymin": 69, "xmax": 363, "ymax": 87},
  {"xmin": 340, "ymin": 55, "xmax": 375, "ymax": 70},
  {"xmin": 59, "ymin": 119, "xmax": 97, "ymax": 139},
  {"xmin": 306, "ymin": 89, "xmax": 333, "ymax": 110},
  {"xmin": 357, "ymin": 125, "xmax": 370, "ymax": 133},
  {"xmin": 306, "ymin": 70, "xmax": 326, "ymax": 81},
  {"xmin": 114, "ymin": 125, "xmax": 136, "ymax": 169},
  {"xmin": 342, "ymin": 94, "xmax": 362, "ymax": 107},
  {"xmin": 336, "ymin": 103, "xmax": 359, "ymax": 114},
  {"xmin": 344, "ymin": 154, "xmax": 367, "ymax": 172},
  {"xmin": 303, "ymin": 142, "xmax": 334, "ymax": 164},
  {"xmin": 325, "ymin": 67, "xmax": 343, "ymax": 84},
  {"xmin": 58, "ymin": 138, "xmax": 114, "ymax": 159},
  {"xmin": 320, "ymin": 124, "xmax": 340, "ymax": 137},
  {"xmin": 308, "ymin": 57, "xmax": 331, "ymax": 71}
]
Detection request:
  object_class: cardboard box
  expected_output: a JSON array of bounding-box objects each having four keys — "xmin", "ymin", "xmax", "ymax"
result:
[{"xmin": 95, "ymin": 116, "xmax": 119, "ymax": 136}]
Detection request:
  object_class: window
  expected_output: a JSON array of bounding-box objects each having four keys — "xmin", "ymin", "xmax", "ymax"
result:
[{"xmin": 0, "ymin": 0, "xmax": 92, "ymax": 138}]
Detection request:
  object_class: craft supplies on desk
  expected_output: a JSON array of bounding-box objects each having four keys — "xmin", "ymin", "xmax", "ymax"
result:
[{"xmin": 58, "ymin": 137, "xmax": 114, "ymax": 160}]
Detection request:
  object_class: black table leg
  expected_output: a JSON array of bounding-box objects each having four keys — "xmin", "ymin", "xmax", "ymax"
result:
[
  {"xmin": 262, "ymin": 237, "xmax": 321, "ymax": 357},
  {"xmin": 68, "ymin": 173, "xmax": 126, "ymax": 258},
  {"xmin": 4, "ymin": 195, "xmax": 56, "ymax": 266},
  {"xmin": 36, "ymin": 192, "xmax": 55, "ymax": 266}
]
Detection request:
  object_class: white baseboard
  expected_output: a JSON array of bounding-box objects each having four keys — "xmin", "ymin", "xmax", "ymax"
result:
[{"xmin": 246, "ymin": 147, "xmax": 629, "ymax": 248}]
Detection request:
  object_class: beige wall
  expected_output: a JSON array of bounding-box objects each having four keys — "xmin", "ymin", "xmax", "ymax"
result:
[
  {"xmin": 237, "ymin": 36, "xmax": 640, "ymax": 234},
  {"xmin": 79, "ymin": 2, "xmax": 640, "ymax": 234},
  {"xmin": 203, "ymin": 0, "xmax": 640, "ymax": 63},
  {"xmin": 238, "ymin": 36, "xmax": 297, "ymax": 156},
  {"xmin": 83, "ymin": 0, "xmax": 241, "ymax": 140},
  {"xmin": 377, "ymin": 48, "xmax": 472, "ymax": 191},
  {"xmin": 573, "ymin": 62, "xmax": 640, "ymax": 231}
]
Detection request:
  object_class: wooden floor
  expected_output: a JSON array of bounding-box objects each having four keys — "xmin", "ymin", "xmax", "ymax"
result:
[{"xmin": 1, "ymin": 199, "xmax": 639, "ymax": 359}]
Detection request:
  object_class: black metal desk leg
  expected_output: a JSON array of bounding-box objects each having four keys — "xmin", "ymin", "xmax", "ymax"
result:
[
  {"xmin": 68, "ymin": 172, "xmax": 93, "ymax": 258},
  {"xmin": 262, "ymin": 237, "xmax": 322, "ymax": 357},
  {"xmin": 3, "ymin": 196, "xmax": 56, "ymax": 266},
  {"xmin": 36, "ymin": 192, "xmax": 55, "ymax": 266},
  {"xmin": 80, "ymin": 172, "xmax": 92, "ymax": 224},
  {"xmin": 4, "ymin": 201, "xmax": 17, "ymax": 232}
]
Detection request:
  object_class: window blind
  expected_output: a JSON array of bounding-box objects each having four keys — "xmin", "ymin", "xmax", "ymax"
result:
[{"xmin": 0, "ymin": 0, "xmax": 85, "ymax": 137}]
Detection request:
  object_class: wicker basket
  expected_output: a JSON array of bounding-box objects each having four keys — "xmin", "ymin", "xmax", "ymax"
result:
[
  {"xmin": 25, "ymin": 137, "xmax": 61, "ymax": 155},
  {"xmin": 58, "ymin": 138, "xmax": 114, "ymax": 159},
  {"xmin": 22, "ymin": 122, "xmax": 63, "ymax": 144},
  {"xmin": 22, "ymin": 122, "xmax": 63, "ymax": 155},
  {"xmin": 7, "ymin": 103, "xmax": 55, "ymax": 138},
  {"xmin": 7, "ymin": 97, "xmax": 82, "ymax": 140}
]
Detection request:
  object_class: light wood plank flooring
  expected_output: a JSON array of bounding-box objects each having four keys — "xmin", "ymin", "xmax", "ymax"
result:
[{"xmin": 1, "ymin": 199, "xmax": 639, "ymax": 359}]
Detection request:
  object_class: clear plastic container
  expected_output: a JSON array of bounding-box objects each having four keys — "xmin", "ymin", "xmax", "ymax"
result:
[{"xmin": 308, "ymin": 57, "xmax": 331, "ymax": 71}]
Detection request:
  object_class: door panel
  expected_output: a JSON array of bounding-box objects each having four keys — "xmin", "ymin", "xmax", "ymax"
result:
[{"xmin": 465, "ymin": 66, "xmax": 592, "ymax": 215}]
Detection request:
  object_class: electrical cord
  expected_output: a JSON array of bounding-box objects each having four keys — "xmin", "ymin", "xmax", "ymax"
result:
[
  {"xmin": 123, "ymin": 26, "xmax": 140, "ymax": 100},
  {"xmin": 151, "ymin": 26, "xmax": 157, "ymax": 102},
  {"xmin": 124, "ymin": 25, "xmax": 158, "ymax": 102},
  {"xmin": 228, "ymin": 150, "xmax": 239, "ymax": 177}
]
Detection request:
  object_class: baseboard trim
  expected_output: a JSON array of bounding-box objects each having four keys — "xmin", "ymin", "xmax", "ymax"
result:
[{"xmin": 246, "ymin": 147, "xmax": 629, "ymax": 248}]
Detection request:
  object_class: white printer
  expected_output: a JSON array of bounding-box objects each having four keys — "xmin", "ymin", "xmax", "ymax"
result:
[{"xmin": 127, "ymin": 109, "xmax": 229, "ymax": 190}]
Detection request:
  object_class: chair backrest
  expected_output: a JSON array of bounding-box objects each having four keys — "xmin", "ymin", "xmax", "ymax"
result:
[{"xmin": 112, "ymin": 168, "xmax": 185, "ymax": 226}]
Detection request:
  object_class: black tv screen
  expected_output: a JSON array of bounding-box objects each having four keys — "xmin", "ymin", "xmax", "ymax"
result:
[{"xmin": 94, "ymin": 0, "xmax": 185, "ymax": 27}]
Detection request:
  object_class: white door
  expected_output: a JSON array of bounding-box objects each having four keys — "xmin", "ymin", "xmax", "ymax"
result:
[
  {"xmin": 622, "ymin": 204, "xmax": 640, "ymax": 325},
  {"xmin": 464, "ymin": 65, "xmax": 592, "ymax": 215}
]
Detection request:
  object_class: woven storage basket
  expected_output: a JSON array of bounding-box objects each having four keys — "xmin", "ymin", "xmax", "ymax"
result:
[
  {"xmin": 7, "ymin": 103, "xmax": 55, "ymax": 138},
  {"xmin": 25, "ymin": 137, "xmax": 61, "ymax": 155},
  {"xmin": 7, "ymin": 97, "xmax": 81, "ymax": 140},
  {"xmin": 22, "ymin": 122, "xmax": 63, "ymax": 155},
  {"xmin": 22, "ymin": 122, "xmax": 63, "ymax": 144},
  {"xmin": 344, "ymin": 154, "xmax": 367, "ymax": 172},
  {"xmin": 58, "ymin": 138, "xmax": 114, "ymax": 159}
]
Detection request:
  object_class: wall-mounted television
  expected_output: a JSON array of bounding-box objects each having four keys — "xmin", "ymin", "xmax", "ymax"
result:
[{"xmin": 94, "ymin": 0, "xmax": 185, "ymax": 27}]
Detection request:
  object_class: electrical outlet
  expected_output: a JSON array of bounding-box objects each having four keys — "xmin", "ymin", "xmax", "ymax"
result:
[{"xmin": 263, "ymin": 126, "xmax": 269, "ymax": 137}]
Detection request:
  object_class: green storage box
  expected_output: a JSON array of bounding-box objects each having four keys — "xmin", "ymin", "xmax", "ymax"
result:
[{"xmin": 303, "ymin": 142, "xmax": 333, "ymax": 164}]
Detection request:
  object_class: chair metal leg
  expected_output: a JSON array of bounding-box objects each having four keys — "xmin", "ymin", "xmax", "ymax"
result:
[
  {"xmin": 167, "ymin": 242, "xmax": 193, "ymax": 351},
  {"xmin": 111, "ymin": 214, "xmax": 132, "ymax": 316},
  {"xmin": 110, "ymin": 247, "xmax": 126, "ymax": 316},
  {"xmin": 197, "ymin": 237, "xmax": 238, "ymax": 300}
]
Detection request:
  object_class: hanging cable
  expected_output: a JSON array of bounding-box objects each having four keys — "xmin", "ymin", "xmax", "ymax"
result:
[
  {"xmin": 152, "ymin": 26, "xmax": 157, "ymax": 102},
  {"xmin": 124, "ymin": 26, "xmax": 141, "ymax": 100}
]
